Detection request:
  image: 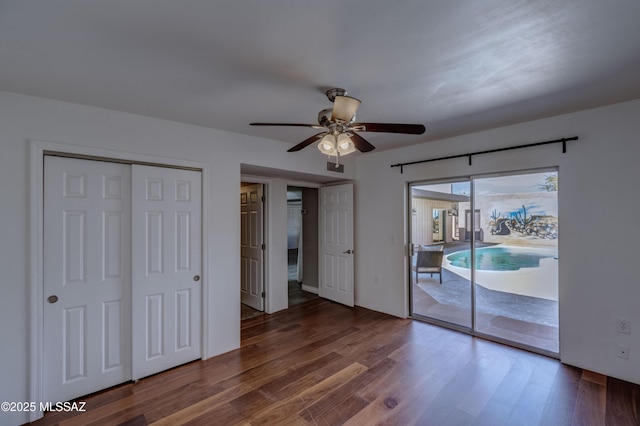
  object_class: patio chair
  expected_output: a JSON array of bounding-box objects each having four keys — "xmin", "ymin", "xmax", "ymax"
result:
[{"xmin": 415, "ymin": 247, "xmax": 444, "ymax": 284}]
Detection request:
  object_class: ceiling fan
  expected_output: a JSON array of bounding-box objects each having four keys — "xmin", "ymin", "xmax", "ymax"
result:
[{"xmin": 250, "ymin": 88, "xmax": 426, "ymax": 157}]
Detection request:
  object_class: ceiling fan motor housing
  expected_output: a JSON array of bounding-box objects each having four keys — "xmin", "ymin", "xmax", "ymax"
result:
[
  {"xmin": 318, "ymin": 108, "xmax": 333, "ymax": 126},
  {"xmin": 325, "ymin": 88, "xmax": 347, "ymax": 102}
]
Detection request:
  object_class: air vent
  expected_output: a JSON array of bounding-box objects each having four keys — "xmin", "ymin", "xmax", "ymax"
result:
[{"xmin": 327, "ymin": 162, "xmax": 344, "ymax": 173}]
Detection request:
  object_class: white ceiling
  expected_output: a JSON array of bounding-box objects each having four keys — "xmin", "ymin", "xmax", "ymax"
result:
[{"xmin": 2, "ymin": 0, "xmax": 640, "ymax": 152}]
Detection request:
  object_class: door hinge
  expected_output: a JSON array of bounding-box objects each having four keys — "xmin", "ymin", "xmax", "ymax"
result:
[
  {"xmin": 261, "ymin": 243, "xmax": 265, "ymax": 250},
  {"xmin": 262, "ymin": 291, "xmax": 266, "ymax": 298},
  {"xmin": 261, "ymin": 195, "xmax": 265, "ymax": 202}
]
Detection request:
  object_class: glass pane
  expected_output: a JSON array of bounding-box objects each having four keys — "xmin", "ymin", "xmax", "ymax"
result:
[
  {"xmin": 410, "ymin": 181, "xmax": 472, "ymax": 328},
  {"xmin": 472, "ymin": 171, "xmax": 559, "ymax": 353}
]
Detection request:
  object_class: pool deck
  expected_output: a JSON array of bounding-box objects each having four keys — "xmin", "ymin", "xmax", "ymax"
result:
[{"xmin": 412, "ymin": 242, "xmax": 559, "ymax": 353}]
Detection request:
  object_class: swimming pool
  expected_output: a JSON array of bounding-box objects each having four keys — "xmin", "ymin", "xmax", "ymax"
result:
[{"xmin": 446, "ymin": 246, "xmax": 557, "ymax": 271}]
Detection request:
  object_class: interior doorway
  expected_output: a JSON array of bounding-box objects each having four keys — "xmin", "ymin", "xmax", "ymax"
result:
[
  {"xmin": 240, "ymin": 182, "xmax": 265, "ymax": 320},
  {"xmin": 240, "ymin": 182, "xmax": 319, "ymax": 320},
  {"xmin": 287, "ymin": 186, "xmax": 319, "ymax": 307}
]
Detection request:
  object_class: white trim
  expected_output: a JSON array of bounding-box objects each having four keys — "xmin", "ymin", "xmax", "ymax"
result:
[
  {"xmin": 285, "ymin": 179, "xmax": 323, "ymax": 189},
  {"xmin": 29, "ymin": 139, "xmax": 211, "ymax": 421},
  {"xmin": 241, "ymin": 174, "xmax": 273, "ymax": 184},
  {"xmin": 261, "ymin": 183, "xmax": 270, "ymax": 314},
  {"xmin": 29, "ymin": 143, "xmax": 44, "ymax": 422},
  {"xmin": 301, "ymin": 284, "xmax": 319, "ymax": 294},
  {"xmin": 264, "ymin": 181, "xmax": 279, "ymax": 314},
  {"xmin": 241, "ymin": 173, "xmax": 324, "ymax": 189}
]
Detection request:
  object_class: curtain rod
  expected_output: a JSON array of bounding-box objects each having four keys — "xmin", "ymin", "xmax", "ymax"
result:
[{"xmin": 390, "ymin": 136, "xmax": 579, "ymax": 173}]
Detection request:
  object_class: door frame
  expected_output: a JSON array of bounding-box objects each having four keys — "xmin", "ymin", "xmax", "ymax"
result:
[
  {"xmin": 241, "ymin": 174, "xmax": 325, "ymax": 314},
  {"xmin": 29, "ymin": 140, "xmax": 211, "ymax": 422},
  {"xmin": 240, "ymin": 182, "xmax": 266, "ymax": 311}
]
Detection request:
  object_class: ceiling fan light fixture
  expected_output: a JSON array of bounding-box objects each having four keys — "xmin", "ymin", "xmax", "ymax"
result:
[
  {"xmin": 336, "ymin": 133, "xmax": 356, "ymax": 155},
  {"xmin": 331, "ymin": 95, "xmax": 361, "ymax": 123},
  {"xmin": 318, "ymin": 134, "xmax": 337, "ymax": 155},
  {"xmin": 318, "ymin": 133, "xmax": 357, "ymax": 156}
]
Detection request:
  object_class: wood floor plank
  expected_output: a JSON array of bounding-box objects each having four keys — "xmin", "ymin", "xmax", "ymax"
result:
[
  {"xmin": 305, "ymin": 394, "xmax": 370, "ymax": 426},
  {"xmin": 299, "ymin": 357, "xmax": 397, "ymax": 423},
  {"xmin": 454, "ymin": 353, "xmax": 514, "ymax": 417},
  {"xmin": 246, "ymin": 362, "xmax": 368, "ymax": 425},
  {"xmin": 605, "ymin": 376, "xmax": 640, "ymax": 426},
  {"xmin": 150, "ymin": 350, "xmax": 346, "ymax": 425},
  {"xmin": 503, "ymin": 356, "xmax": 561, "ymax": 425},
  {"xmin": 31, "ymin": 299, "xmax": 640, "ymax": 426},
  {"xmin": 345, "ymin": 331, "xmax": 477, "ymax": 425},
  {"xmin": 571, "ymin": 373, "xmax": 606, "ymax": 426},
  {"xmin": 537, "ymin": 364, "xmax": 582, "ymax": 426}
]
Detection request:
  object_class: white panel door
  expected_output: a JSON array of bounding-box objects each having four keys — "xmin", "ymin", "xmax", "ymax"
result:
[
  {"xmin": 131, "ymin": 165, "xmax": 202, "ymax": 380},
  {"xmin": 43, "ymin": 156, "xmax": 132, "ymax": 403},
  {"xmin": 240, "ymin": 184, "xmax": 264, "ymax": 311},
  {"xmin": 319, "ymin": 183, "xmax": 354, "ymax": 307}
]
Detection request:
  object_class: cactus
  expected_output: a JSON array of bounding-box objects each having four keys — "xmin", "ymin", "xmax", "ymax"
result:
[
  {"xmin": 513, "ymin": 205, "xmax": 534, "ymax": 233},
  {"xmin": 490, "ymin": 209, "xmax": 501, "ymax": 224}
]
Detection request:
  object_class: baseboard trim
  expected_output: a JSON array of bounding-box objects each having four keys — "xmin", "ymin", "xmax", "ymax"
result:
[{"xmin": 301, "ymin": 284, "xmax": 319, "ymax": 294}]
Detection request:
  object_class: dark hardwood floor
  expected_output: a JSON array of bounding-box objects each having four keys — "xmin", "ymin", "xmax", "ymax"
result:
[{"xmin": 30, "ymin": 299, "xmax": 639, "ymax": 425}]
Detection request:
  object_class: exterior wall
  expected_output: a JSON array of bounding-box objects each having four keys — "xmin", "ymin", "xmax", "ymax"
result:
[
  {"xmin": 355, "ymin": 99, "xmax": 640, "ymax": 385},
  {"xmin": 478, "ymin": 191, "xmax": 558, "ymax": 248},
  {"xmin": 411, "ymin": 198, "xmax": 452, "ymax": 245}
]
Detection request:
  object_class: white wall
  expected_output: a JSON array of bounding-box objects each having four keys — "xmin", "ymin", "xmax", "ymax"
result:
[
  {"xmin": 354, "ymin": 99, "xmax": 640, "ymax": 385},
  {"xmin": 0, "ymin": 91, "xmax": 355, "ymax": 426}
]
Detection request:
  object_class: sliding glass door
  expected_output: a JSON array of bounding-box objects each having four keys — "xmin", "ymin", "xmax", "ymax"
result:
[
  {"xmin": 473, "ymin": 171, "xmax": 559, "ymax": 352},
  {"xmin": 410, "ymin": 180, "xmax": 472, "ymax": 329},
  {"xmin": 410, "ymin": 170, "xmax": 559, "ymax": 355}
]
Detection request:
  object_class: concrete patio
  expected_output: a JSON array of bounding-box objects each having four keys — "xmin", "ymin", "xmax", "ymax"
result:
[{"xmin": 412, "ymin": 243, "xmax": 559, "ymax": 353}]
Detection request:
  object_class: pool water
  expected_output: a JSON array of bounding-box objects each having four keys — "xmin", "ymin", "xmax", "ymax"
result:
[{"xmin": 447, "ymin": 246, "xmax": 556, "ymax": 271}]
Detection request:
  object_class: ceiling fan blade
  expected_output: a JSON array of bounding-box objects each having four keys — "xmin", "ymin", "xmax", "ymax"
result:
[
  {"xmin": 331, "ymin": 95, "xmax": 361, "ymax": 123},
  {"xmin": 287, "ymin": 132, "xmax": 327, "ymax": 152},
  {"xmin": 349, "ymin": 132, "xmax": 376, "ymax": 152},
  {"xmin": 352, "ymin": 122, "xmax": 426, "ymax": 134},
  {"xmin": 250, "ymin": 122, "xmax": 323, "ymax": 129}
]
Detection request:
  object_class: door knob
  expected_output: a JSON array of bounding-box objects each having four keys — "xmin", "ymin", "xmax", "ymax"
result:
[
  {"xmin": 47, "ymin": 295, "xmax": 58, "ymax": 304},
  {"xmin": 193, "ymin": 275, "xmax": 200, "ymax": 282},
  {"xmin": 342, "ymin": 249, "xmax": 353, "ymax": 254}
]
